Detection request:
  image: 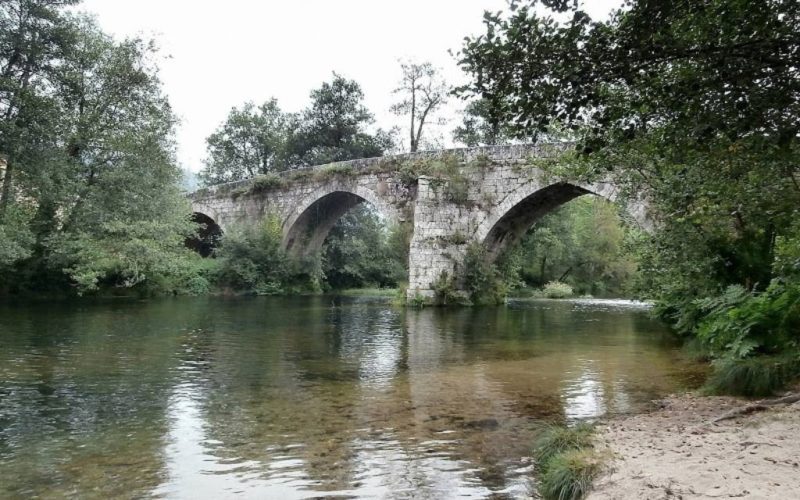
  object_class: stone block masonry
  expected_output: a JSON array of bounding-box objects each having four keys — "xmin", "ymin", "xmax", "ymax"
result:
[{"xmin": 190, "ymin": 144, "xmax": 649, "ymax": 303}]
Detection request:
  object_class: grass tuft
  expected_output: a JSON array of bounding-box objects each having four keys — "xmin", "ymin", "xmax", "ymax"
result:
[
  {"xmin": 704, "ymin": 354, "xmax": 800, "ymax": 397},
  {"xmin": 533, "ymin": 423, "xmax": 601, "ymax": 500},
  {"xmin": 539, "ymin": 449, "xmax": 603, "ymax": 500},
  {"xmin": 534, "ymin": 423, "xmax": 594, "ymax": 467}
]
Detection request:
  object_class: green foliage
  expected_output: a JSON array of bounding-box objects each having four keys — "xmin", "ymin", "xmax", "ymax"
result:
[
  {"xmin": 321, "ymin": 205, "xmax": 406, "ymax": 290},
  {"xmin": 249, "ymin": 173, "xmax": 286, "ymax": 193},
  {"xmin": 515, "ymin": 197, "xmax": 640, "ymax": 297},
  {"xmin": 290, "ymin": 73, "xmax": 393, "ymax": 166},
  {"xmin": 409, "ymin": 290, "xmax": 427, "ymax": 308},
  {"xmin": 463, "ymin": 243, "xmax": 507, "ymax": 305},
  {"xmin": 54, "ymin": 216, "xmax": 200, "ymax": 296},
  {"xmin": 213, "ymin": 216, "xmax": 291, "ymax": 294},
  {"xmin": 0, "ymin": 205, "xmax": 34, "ymax": 268},
  {"xmin": 692, "ymin": 280, "xmax": 800, "ymax": 395},
  {"xmin": 200, "ymin": 74, "xmax": 393, "ymax": 187},
  {"xmin": 0, "ymin": 6, "xmax": 201, "ymax": 297},
  {"xmin": 705, "ymin": 355, "xmax": 800, "ymax": 397},
  {"xmin": 199, "ymin": 99, "xmax": 295, "ymax": 185},
  {"xmin": 697, "ymin": 281, "xmax": 800, "ymax": 358},
  {"xmin": 533, "ymin": 424, "xmax": 595, "ymax": 467},
  {"xmin": 432, "ymin": 271, "xmax": 457, "ymax": 305},
  {"xmin": 542, "ymin": 281, "xmax": 573, "ymax": 299},
  {"xmin": 311, "ymin": 163, "xmax": 356, "ymax": 182},
  {"xmin": 533, "ymin": 424, "xmax": 600, "ymax": 500},
  {"xmin": 459, "ymin": 0, "xmax": 799, "ymax": 148},
  {"xmin": 453, "ymin": 98, "xmax": 512, "ymax": 147},
  {"xmin": 213, "ymin": 214, "xmax": 326, "ymax": 295}
]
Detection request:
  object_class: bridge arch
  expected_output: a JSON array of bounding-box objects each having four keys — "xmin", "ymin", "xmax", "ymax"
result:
[
  {"xmin": 282, "ymin": 183, "xmax": 400, "ymax": 257},
  {"xmin": 186, "ymin": 212, "xmax": 223, "ymax": 257},
  {"xmin": 474, "ymin": 180, "xmax": 624, "ymax": 263}
]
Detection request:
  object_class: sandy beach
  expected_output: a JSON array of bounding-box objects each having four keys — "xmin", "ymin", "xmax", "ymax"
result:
[{"xmin": 589, "ymin": 392, "xmax": 800, "ymax": 500}]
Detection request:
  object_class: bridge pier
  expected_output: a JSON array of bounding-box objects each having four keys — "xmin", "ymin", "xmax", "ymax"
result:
[{"xmin": 406, "ymin": 175, "xmax": 471, "ymax": 302}]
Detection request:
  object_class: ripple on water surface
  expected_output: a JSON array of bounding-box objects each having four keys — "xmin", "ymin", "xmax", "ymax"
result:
[{"xmin": 0, "ymin": 296, "xmax": 704, "ymax": 499}]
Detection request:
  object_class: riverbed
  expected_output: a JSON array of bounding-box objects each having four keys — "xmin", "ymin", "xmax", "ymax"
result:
[{"xmin": 0, "ymin": 297, "xmax": 703, "ymax": 499}]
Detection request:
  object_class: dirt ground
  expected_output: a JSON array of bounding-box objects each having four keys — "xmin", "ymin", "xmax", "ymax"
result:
[{"xmin": 588, "ymin": 392, "xmax": 800, "ymax": 500}]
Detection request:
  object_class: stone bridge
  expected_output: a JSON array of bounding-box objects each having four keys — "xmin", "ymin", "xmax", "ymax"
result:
[{"xmin": 190, "ymin": 144, "xmax": 648, "ymax": 302}]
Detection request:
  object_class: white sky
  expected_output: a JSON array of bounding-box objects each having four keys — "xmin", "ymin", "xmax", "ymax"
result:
[{"xmin": 78, "ymin": 0, "xmax": 620, "ymax": 172}]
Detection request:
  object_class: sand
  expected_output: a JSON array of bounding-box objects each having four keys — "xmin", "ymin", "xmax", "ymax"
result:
[{"xmin": 588, "ymin": 393, "xmax": 800, "ymax": 500}]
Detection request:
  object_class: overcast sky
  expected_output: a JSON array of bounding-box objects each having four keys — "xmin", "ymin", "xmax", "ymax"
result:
[{"xmin": 78, "ymin": 0, "xmax": 620, "ymax": 172}]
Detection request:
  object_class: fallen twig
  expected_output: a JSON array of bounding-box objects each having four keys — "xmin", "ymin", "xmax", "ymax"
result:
[{"xmin": 712, "ymin": 393, "xmax": 800, "ymax": 423}]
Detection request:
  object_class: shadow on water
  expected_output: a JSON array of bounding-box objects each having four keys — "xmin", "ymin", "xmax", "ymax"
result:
[{"xmin": 0, "ymin": 296, "xmax": 705, "ymax": 498}]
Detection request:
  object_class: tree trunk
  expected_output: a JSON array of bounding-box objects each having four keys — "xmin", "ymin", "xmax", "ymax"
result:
[
  {"xmin": 0, "ymin": 161, "xmax": 13, "ymax": 220},
  {"xmin": 540, "ymin": 255, "xmax": 547, "ymax": 283}
]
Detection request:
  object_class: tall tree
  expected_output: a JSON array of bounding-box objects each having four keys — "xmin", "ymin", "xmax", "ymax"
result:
[
  {"xmin": 290, "ymin": 73, "xmax": 392, "ymax": 165},
  {"xmin": 46, "ymin": 18, "xmax": 196, "ymax": 293},
  {"xmin": 0, "ymin": 7, "xmax": 200, "ymax": 295},
  {"xmin": 452, "ymin": 98, "xmax": 509, "ymax": 146},
  {"xmin": 391, "ymin": 61, "xmax": 449, "ymax": 152},
  {"xmin": 199, "ymin": 99, "xmax": 294, "ymax": 185},
  {"xmin": 0, "ymin": 0, "xmax": 78, "ymax": 219}
]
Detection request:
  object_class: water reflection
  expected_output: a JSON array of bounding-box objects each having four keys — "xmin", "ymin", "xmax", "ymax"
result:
[
  {"xmin": 0, "ymin": 297, "xmax": 704, "ymax": 498},
  {"xmin": 562, "ymin": 361, "xmax": 606, "ymax": 420}
]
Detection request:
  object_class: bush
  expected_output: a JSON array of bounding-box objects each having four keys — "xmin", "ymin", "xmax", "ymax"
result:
[
  {"xmin": 433, "ymin": 271, "xmax": 466, "ymax": 305},
  {"xmin": 213, "ymin": 216, "xmax": 291, "ymax": 293},
  {"xmin": 463, "ymin": 243, "xmax": 507, "ymax": 305},
  {"xmin": 250, "ymin": 173, "xmax": 285, "ymax": 193},
  {"xmin": 705, "ymin": 354, "xmax": 800, "ymax": 397},
  {"xmin": 543, "ymin": 281, "xmax": 574, "ymax": 299},
  {"xmin": 696, "ymin": 282, "xmax": 800, "ymax": 359}
]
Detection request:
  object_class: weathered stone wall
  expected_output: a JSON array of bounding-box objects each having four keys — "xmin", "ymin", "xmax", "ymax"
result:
[{"xmin": 190, "ymin": 144, "xmax": 648, "ymax": 302}]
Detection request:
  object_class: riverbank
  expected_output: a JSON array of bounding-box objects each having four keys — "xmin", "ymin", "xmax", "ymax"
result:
[{"xmin": 589, "ymin": 390, "xmax": 800, "ymax": 499}]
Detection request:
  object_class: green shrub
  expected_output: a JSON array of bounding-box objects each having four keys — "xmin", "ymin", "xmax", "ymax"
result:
[
  {"xmin": 691, "ymin": 280, "xmax": 800, "ymax": 395},
  {"xmin": 312, "ymin": 163, "xmax": 355, "ymax": 181},
  {"xmin": 213, "ymin": 215, "xmax": 291, "ymax": 293},
  {"xmin": 463, "ymin": 243, "xmax": 507, "ymax": 305},
  {"xmin": 433, "ymin": 271, "xmax": 464, "ymax": 305},
  {"xmin": 543, "ymin": 281, "xmax": 574, "ymax": 299},
  {"xmin": 705, "ymin": 354, "xmax": 800, "ymax": 397},
  {"xmin": 250, "ymin": 173, "xmax": 285, "ymax": 193},
  {"xmin": 696, "ymin": 282, "xmax": 800, "ymax": 359}
]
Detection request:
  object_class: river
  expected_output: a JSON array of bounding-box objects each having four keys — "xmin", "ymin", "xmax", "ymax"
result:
[{"xmin": 0, "ymin": 296, "xmax": 703, "ymax": 499}]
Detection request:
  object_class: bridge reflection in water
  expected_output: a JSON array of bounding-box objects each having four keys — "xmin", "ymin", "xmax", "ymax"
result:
[{"xmin": 0, "ymin": 297, "xmax": 702, "ymax": 498}]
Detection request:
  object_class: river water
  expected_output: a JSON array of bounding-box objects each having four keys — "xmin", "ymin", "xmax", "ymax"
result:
[{"xmin": 0, "ymin": 296, "xmax": 703, "ymax": 499}]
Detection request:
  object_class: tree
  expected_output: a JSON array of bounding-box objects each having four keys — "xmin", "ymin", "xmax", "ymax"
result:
[
  {"xmin": 453, "ymin": 98, "xmax": 509, "ymax": 146},
  {"xmin": 0, "ymin": 7, "xmax": 202, "ymax": 296},
  {"xmin": 199, "ymin": 99, "xmax": 295, "ymax": 185},
  {"xmin": 291, "ymin": 73, "xmax": 392, "ymax": 165},
  {"xmin": 391, "ymin": 61, "xmax": 449, "ymax": 152},
  {"xmin": 321, "ymin": 205, "xmax": 406, "ymax": 290},
  {"xmin": 0, "ymin": 0, "xmax": 78, "ymax": 219}
]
